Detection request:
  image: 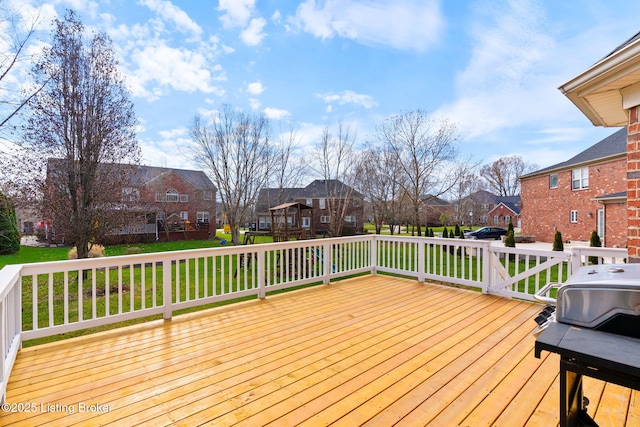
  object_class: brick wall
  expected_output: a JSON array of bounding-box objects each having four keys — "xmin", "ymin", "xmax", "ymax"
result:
[
  {"xmin": 140, "ymin": 171, "xmax": 216, "ymax": 235},
  {"xmin": 628, "ymin": 106, "xmax": 640, "ymax": 261},
  {"xmin": 521, "ymin": 158, "xmax": 627, "ymax": 246}
]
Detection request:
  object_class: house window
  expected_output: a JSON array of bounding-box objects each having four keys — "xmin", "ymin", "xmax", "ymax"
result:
[
  {"xmin": 306, "ymin": 198, "xmax": 312, "ymax": 206},
  {"xmin": 197, "ymin": 211, "xmax": 210, "ymax": 223},
  {"xmin": 352, "ymin": 198, "xmax": 362, "ymax": 207},
  {"xmin": 570, "ymin": 210, "xmax": 578, "ymax": 223},
  {"xmin": 155, "ymin": 193, "xmax": 163, "ymax": 202},
  {"xmin": 493, "ymin": 215, "xmax": 499, "ymax": 225},
  {"xmin": 481, "ymin": 204, "xmax": 490, "ymax": 210},
  {"xmin": 302, "ymin": 217, "xmax": 311, "ymax": 228},
  {"xmin": 345, "ymin": 215, "xmax": 356, "ymax": 224},
  {"xmin": 319, "ymin": 198, "xmax": 326, "ymax": 209},
  {"xmin": 157, "ymin": 212, "xmax": 165, "ymax": 220},
  {"xmin": 320, "ymin": 215, "xmax": 330, "ymax": 223},
  {"xmin": 572, "ymin": 167, "xmax": 589, "ymax": 190},
  {"xmin": 505, "ymin": 215, "xmax": 511, "ymax": 225},
  {"xmin": 259, "ymin": 217, "xmax": 271, "ymax": 229},
  {"xmin": 180, "ymin": 211, "xmax": 188, "ymax": 221},
  {"xmin": 203, "ymin": 190, "xmax": 213, "ymax": 200},
  {"xmin": 549, "ymin": 173, "xmax": 558, "ymax": 189},
  {"xmin": 166, "ymin": 189, "xmax": 178, "ymax": 202},
  {"xmin": 180, "ymin": 194, "xmax": 188, "ymax": 202}
]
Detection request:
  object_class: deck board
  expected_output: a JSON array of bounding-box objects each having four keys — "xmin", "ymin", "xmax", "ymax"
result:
[{"xmin": 1, "ymin": 274, "xmax": 636, "ymax": 426}]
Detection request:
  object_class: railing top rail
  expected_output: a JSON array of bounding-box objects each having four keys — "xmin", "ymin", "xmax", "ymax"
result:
[
  {"xmin": 490, "ymin": 246, "xmax": 572, "ymax": 258},
  {"xmin": 0, "ymin": 264, "xmax": 21, "ymax": 300}
]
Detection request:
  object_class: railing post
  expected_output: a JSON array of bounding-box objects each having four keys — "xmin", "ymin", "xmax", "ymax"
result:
[
  {"xmin": 570, "ymin": 248, "xmax": 582, "ymax": 272},
  {"xmin": 370, "ymin": 235, "xmax": 377, "ymax": 274},
  {"xmin": 482, "ymin": 243, "xmax": 492, "ymax": 294},
  {"xmin": 163, "ymin": 256, "xmax": 173, "ymax": 320},
  {"xmin": 323, "ymin": 241, "xmax": 332, "ymax": 284},
  {"xmin": 257, "ymin": 248, "xmax": 266, "ymax": 299},
  {"xmin": 417, "ymin": 239, "xmax": 425, "ymax": 282}
]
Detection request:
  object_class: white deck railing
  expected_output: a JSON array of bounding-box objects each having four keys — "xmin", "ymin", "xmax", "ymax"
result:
[{"xmin": 0, "ymin": 234, "xmax": 627, "ymax": 402}]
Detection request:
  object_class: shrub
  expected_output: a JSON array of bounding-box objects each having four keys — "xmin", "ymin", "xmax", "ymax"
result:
[
  {"xmin": 454, "ymin": 224, "xmax": 461, "ymax": 237},
  {"xmin": 589, "ymin": 230, "xmax": 602, "ymax": 264},
  {"xmin": 552, "ymin": 231, "xmax": 564, "ymax": 252},
  {"xmin": 504, "ymin": 230, "xmax": 516, "ymax": 248},
  {"xmin": 507, "ymin": 219, "xmax": 514, "ymax": 235},
  {"xmin": 68, "ymin": 244, "xmax": 105, "ymax": 259},
  {"xmin": 0, "ymin": 192, "xmax": 20, "ymax": 255},
  {"xmin": 124, "ymin": 246, "xmax": 143, "ymax": 255}
]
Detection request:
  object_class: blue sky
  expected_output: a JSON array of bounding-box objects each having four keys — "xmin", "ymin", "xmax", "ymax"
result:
[{"xmin": 14, "ymin": 0, "xmax": 640, "ymax": 175}]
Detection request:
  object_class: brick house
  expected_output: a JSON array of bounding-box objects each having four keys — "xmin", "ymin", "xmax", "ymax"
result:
[
  {"xmin": 487, "ymin": 199, "xmax": 521, "ymax": 228},
  {"xmin": 137, "ymin": 166, "xmax": 217, "ymax": 238},
  {"xmin": 558, "ymin": 30, "xmax": 640, "ymax": 261},
  {"xmin": 45, "ymin": 160, "xmax": 217, "ymax": 243},
  {"xmin": 255, "ymin": 180, "xmax": 365, "ymax": 236},
  {"xmin": 451, "ymin": 190, "xmax": 521, "ymax": 228},
  {"xmin": 519, "ymin": 128, "xmax": 627, "ymax": 247}
]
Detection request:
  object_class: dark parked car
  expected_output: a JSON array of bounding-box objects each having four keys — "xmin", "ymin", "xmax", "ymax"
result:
[{"xmin": 468, "ymin": 226, "xmax": 508, "ymax": 240}]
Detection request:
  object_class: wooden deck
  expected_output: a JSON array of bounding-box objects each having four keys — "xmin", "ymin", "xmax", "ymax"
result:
[{"xmin": 2, "ymin": 275, "xmax": 638, "ymax": 426}]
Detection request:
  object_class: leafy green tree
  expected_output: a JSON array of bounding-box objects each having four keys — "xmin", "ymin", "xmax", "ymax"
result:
[
  {"xmin": 0, "ymin": 192, "xmax": 20, "ymax": 255},
  {"xmin": 553, "ymin": 231, "xmax": 564, "ymax": 252},
  {"xmin": 454, "ymin": 224, "xmax": 461, "ymax": 237},
  {"xmin": 589, "ymin": 230, "xmax": 602, "ymax": 264}
]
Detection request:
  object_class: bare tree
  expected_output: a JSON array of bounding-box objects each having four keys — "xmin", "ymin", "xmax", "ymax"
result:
[
  {"xmin": 0, "ymin": 3, "xmax": 44, "ymax": 136},
  {"xmin": 355, "ymin": 145, "xmax": 406, "ymax": 234},
  {"xmin": 189, "ymin": 105, "xmax": 273, "ymax": 245},
  {"xmin": 378, "ymin": 110, "xmax": 460, "ymax": 236},
  {"xmin": 19, "ymin": 10, "xmax": 139, "ymax": 259},
  {"xmin": 311, "ymin": 121, "xmax": 358, "ymax": 237},
  {"xmin": 270, "ymin": 120, "xmax": 307, "ymax": 204},
  {"xmin": 479, "ymin": 155, "xmax": 538, "ymax": 196}
]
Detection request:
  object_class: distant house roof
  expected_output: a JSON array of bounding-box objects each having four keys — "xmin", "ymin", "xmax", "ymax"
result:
[
  {"xmin": 520, "ymin": 128, "xmax": 627, "ymax": 179},
  {"xmin": 135, "ymin": 165, "xmax": 216, "ymax": 191},
  {"xmin": 466, "ymin": 189, "xmax": 499, "ymax": 203},
  {"xmin": 256, "ymin": 180, "xmax": 363, "ymax": 212},
  {"xmin": 47, "ymin": 159, "xmax": 217, "ymax": 192},
  {"xmin": 420, "ymin": 195, "xmax": 450, "ymax": 206},
  {"xmin": 489, "ymin": 201, "xmax": 521, "ymax": 216}
]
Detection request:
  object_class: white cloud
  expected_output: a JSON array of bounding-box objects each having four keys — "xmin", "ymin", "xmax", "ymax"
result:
[
  {"xmin": 128, "ymin": 41, "xmax": 225, "ymax": 100},
  {"xmin": 139, "ymin": 0, "xmax": 202, "ymax": 36},
  {"xmin": 317, "ymin": 90, "xmax": 378, "ymax": 109},
  {"xmin": 434, "ymin": 0, "xmax": 574, "ymax": 143},
  {"xmin": 218, "ymin": 0, "xmax": 255, "ymax": 29},
  {"xmin": 241, "ymin": 17, "xmax": 267, "ymax": 46},
  {"xmin": 263, "ymin": 107, "xmax": 291, "ymax": 120},
  {"xmin": 247, "ymin": 81, "xmax": 264, "ymax": 95},
  {"xmin": 218, "ymin": 0, "xmax": 267, "ymax": 46},
  {"xmin": 288, "ymin": 0, "xmax": 444, "ymax": 52},
  {"xmin": 249, "ymin": 98, "xmax": 261, "ymax": 110}
]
